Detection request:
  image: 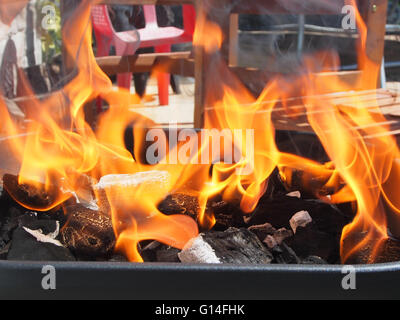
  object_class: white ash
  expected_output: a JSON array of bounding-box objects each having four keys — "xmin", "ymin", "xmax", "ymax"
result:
[
  {"xmin": 178, "ymin": 236, "xmax": 221, "ymax": 264},
  {"xmin": 23, "ymin": 221, "xmax": 63, "ymax": 247},
  {"xmin": 65, "ymin": 190, "xmax": 99, "ymax": 211},
  {"xmin": 289, "ymin": 211, "xmax": 313, "ymax": 234},
  {"xmin": 60, "ymin": 175, "xmax": 99, "ymax": 211},
  {"xmin": 264, "ymin": 235, "xmax": 278, "ymax": 249},
  {"xmin": 94, "ymin": 171, "xmax": 170, "ymax": 190},
  {"xmin": 273, "ymin": 228, "xmax": 294, "ymax": 245},
  {"xmin": 286, "ymin": 191, "xmax": 301, "ymax": 198}
]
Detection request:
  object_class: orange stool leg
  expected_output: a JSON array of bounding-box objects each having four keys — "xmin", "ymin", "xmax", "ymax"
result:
[
  {"xmin": 117, "ymin": 73, "xmax": 133, "ymax": 91},
  {"xmin": 155, "ymin": 45, "xmax": 171, "ymax": 106}
]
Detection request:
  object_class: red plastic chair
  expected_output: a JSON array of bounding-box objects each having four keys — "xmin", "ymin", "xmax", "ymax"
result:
[
  {"xmin": 91, "ymin": 5, "xmax": 140, "ymax": 90},
  {"xmin": 138, "ymin": 5, "xmax": 195, "ymax": 105},
  {"xmin": 91, "ymin": 5, "xmax": 196, "ymax": 106}
]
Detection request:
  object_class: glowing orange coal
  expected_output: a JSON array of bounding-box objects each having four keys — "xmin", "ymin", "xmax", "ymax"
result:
[{"xmin": 0, "ymin": 0, "xmax": 396, "ymax": 264}]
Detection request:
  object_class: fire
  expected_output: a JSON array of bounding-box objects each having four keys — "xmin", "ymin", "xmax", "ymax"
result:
[{"xmin": 0, "ymin": 0, "xmax": 397, "ymax": 263}]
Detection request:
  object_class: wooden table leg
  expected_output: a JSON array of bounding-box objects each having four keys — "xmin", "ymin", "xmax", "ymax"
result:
[{"xmin": 193, "ymin": 0, "xmax": 233, "ymax": 128}]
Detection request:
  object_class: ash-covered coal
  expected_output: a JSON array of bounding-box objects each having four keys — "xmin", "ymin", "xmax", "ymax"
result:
[
  {"xmin": 60, "ymin": 204, "xmax": 115, "ymax": 260},
  {"xmin": 178, "ymin": 228, "xmax": 273, "ymax": 264},
  {"xmin": 2, "ymin": 211, "xmax": 75, "ymax": 261}
]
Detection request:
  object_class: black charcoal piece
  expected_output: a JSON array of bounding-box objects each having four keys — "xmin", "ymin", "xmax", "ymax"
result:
[
  {"xmin": 18, "ymin": 213, "xmax": 59, "ymax": 235},
  {"xmin": 0, "ymin": 206, "xmax": 22, "ymax": 245},
  {"xmin": 140, "ymin": 241, "xmax": 160, "ymax": 262},
  {"xmin": 302, "ymin": 256, "xmax": 328, "ymax": 265},
  {"xmin": 209, "ymin": 200, "xmax": 246, "ymax": 231},
  {"xmin": 0, "ymin": 243, "xmax": 11, "ymax": 260},
  {"xmin": 179, "ymin": 228, "xmax": 273, "ymax": 264},
  {"xmin": 248, "ymin": 223, "xmax": 276, "ymax": 242},
  {"xmin": 59, "ymin": 204, "xmax": 115, "ymax": 259},
  {"xmin": 272, "ymin": 243, "xmax": 301, "ymax": 264},
  {"xmin": 273, "ymin": 228, "xmax": 294, "ymax": 245},
  {"xmin": 247, "ymin": 196, "xmax": 350, "ymax": 238},
  {"xmin": 263, "ymin": 235, "xmax": 278, "ymax": 249},
  {"xmin": 156, "ymin": 246, "xmax": 180, "ymax": 263},
  {"xmin": 7, "ymin": 227, "xmax": 75, "ymax": 261},
  {"xmin": 140, "ymin": 241, "xmax": 180, "ymax": 263},
  {"xmin": 108, "ymin": 254, "xmax": 129, "ymax": 262},
  {"xmin": 285, "ymin": 224, "xmax": 338, "ymax": 263}
]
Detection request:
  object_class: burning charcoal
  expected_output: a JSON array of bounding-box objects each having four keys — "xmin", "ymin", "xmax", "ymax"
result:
[
  {"xmin": 94, "ymin": 171, "xmax": 170, "ymax": 213},
  {"xmin": 210, "ymin": 200, "xmax": 246, "ymax": 231},
  {"xmin": 343, "ymin": 233, "xmax": 400, "ymax": 264},
  {"xmin": 159, "ymin": 196, "xmax": 245, "ymax": 231},
  {"xmin": 248, "ymin": 223, "xmax": 276, "ymax": 242},
  {"xmin": 272, "ymin": 243, "xmax": 301, "ymax": 264},
  {"xmin": 302, "ymin": 256, "xmax": 328, "ymax": 265},
  {"xmin": 60, "ymin": 204, "xmax": 115, "ymax": 259},
  {"xmin": 3, "ymin": 174, "xmax": 57, "ymax": 210},
  {"xmin": 7, "ymin": 227, "xmax": 75, "ymax": 261},
  {"xmin": 158, "ymin": 193, "xmax": 200, "ymax": 220},
  {"xmin": 178, "ymin": 228, "xmax": 273, "ymax": 264},
  {"xmin": 279, "ymin": 166, "xmax": 343, "ymax": 199},
  {"xmin": 273, "ymin": 228, "xmax": 294, "ymax": 245},
  {"xmin": 263, "ymin": 168, "xmax": 288, "ymax": 199},
  {"xmin": 289, "ymin": 211, "xmax": 313, "ymax": 234}
]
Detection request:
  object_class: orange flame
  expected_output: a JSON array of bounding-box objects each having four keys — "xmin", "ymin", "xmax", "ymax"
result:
[{"xmin": 0, "ymin": 0, "xmax": 396, "ymax": 264}]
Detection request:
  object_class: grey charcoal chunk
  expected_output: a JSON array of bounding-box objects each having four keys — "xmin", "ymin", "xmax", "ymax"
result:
[{"xmin": 179, "ymin": 228, "xmax": 273, "ymax": 264}]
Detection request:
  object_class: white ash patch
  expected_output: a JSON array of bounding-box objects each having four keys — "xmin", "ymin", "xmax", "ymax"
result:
[
  {"xmin": 286, "ymin": 191, "xmax": 301, "ymax": 198},
  {"xmin": 23, "ymin": 221, "xmax": 63, "ymax": 247},
  {"xmin": 289, "ymin": 210, "xmax": 313, "ymax": 234},
  {"xmin": 94, "ymin": 171, "xmax": 170, "ymax": 190},
  {"xmin": 178, "ymin": 235, "xmax": 221, "ymax": 264}
]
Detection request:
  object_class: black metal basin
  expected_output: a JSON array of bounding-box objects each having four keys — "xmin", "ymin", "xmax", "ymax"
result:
[{"xmin": 0, "ymin": 261, "xmax": 399, "ymax": 299}]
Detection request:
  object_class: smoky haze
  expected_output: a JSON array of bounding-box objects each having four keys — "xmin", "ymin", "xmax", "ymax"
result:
[{"xmin": 235, "ymin": 3, "xmax": 358, "ymax": 74}]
